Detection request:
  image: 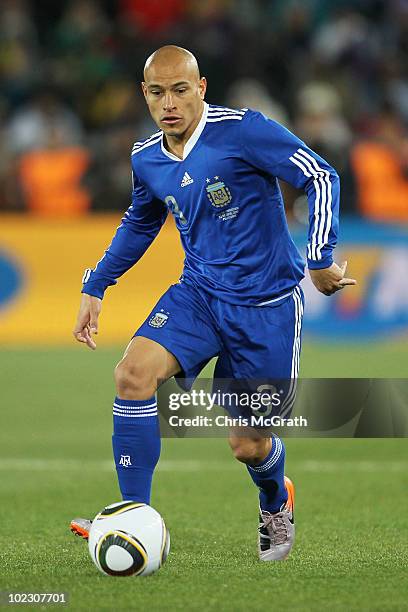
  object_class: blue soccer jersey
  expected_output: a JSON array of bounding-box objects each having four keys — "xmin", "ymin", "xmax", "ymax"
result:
[{"xmin": 82, "ymin": 103, "xmax": 339, "ymax": 305}]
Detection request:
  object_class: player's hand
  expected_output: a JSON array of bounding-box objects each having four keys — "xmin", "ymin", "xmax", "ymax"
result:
[
  {"xmin": 73, "ymin": 294, "xmax": 102, "ymax": 350},
  {"xmin": 309, "ymin": 261, "xmax": 356, "ymax": 296}
]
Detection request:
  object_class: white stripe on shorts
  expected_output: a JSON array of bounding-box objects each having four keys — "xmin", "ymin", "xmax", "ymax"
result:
[{"xmin": 280, "ymin": 287, "xmax": 303, "ymax": 417}]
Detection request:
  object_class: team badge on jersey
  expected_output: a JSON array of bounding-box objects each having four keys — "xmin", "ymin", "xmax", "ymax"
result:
[
  {"xmin": 149, "ymin": 311, "xmax": 169, "ymax": 328},
  {"xmin": 206, "ymin": 176, "xmax": 232, "ymax": 208}
]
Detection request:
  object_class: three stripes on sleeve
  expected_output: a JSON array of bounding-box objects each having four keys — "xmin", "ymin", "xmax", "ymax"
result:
[{"xmin": 289, "ymin": 147, "xmax": 335, "ymax": 263}]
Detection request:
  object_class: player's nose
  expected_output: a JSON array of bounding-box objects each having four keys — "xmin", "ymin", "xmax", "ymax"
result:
[{"xmin": 163, "ymin": 92, "xmax": 175, "ymax": 110}]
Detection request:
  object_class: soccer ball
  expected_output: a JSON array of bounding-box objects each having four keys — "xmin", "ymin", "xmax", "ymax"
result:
[{"xmin": 88, "ymin": 501, "xmax": 170, "ymax": 577}]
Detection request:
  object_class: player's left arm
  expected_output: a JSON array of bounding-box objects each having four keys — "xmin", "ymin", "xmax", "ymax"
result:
[{"xmin": 240, "ymin": 111, "xmax": 356, "ymax": 295}]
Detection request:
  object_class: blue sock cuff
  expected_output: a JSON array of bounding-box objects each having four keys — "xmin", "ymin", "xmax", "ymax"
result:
[
  {"xmin": 113, "ymin": 396, "xmax": 157, "ymax": 417},
  {"xmin": 113, "ymin": 396, "xmax": 158, "ymax": 432},
  {"xmin": 247, "ymin": 436, "xmax": 284, "ymax": 473}
]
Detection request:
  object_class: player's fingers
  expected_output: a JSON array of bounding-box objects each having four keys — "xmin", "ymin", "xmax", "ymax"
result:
[
  {"xmin": 73, "ymin": 329, "xmax": 87, "ymax": 344},
  {"xmin": 74, "ymin": 324, "xmax": 96, "ymax": 349},
  {"xmin": 327, "ymin": 278, "xmax": 357, "ymax": 294},
  {"xmin": 338, "ymin": 277, "xmax": 357, "ymax": 286},
  {"xmin": 84, "ymin": 325, "xmax": 97, "ymax": 350},
  {"xmin": 83, "ymin": 323, "xmax": 94, "ymax": 342},
  {"xmin": 340, "ymin": 260, "xmax": 348, "ymax": 276},
  {"xmin": 86, "ymin": 338, "xmax": 97, "ymax": 350}
]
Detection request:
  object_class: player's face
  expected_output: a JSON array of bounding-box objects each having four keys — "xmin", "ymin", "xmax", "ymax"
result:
[{"xmin": 142, "ymin": 61, "xmax": 206, "ymax": 140}]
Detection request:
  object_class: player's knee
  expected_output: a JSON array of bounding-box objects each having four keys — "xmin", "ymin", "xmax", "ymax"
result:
[
  {"xmin": 229, "ymin": 438, "xmax": 267, "ymax": 465},
  {"xmin": 114, "ymin": 358, "xmax": 156, "ymax": 400}
]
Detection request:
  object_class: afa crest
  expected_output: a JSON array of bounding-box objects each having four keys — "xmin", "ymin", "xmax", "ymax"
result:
[
  {"xmin": 119, "ymin": 455, "xmax": 132, "ymax": 467},
  {"xmin": 206, "ymin": 176, "xmax": 232, "ymax": 208},
  {"xmin": 149, "ymin": 311, "xmax": 169, "ymax": 328}
]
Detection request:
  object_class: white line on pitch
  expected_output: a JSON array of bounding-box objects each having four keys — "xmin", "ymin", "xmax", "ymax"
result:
[
  {"xmin": 0, "ymin": 458, "xmax": 407, "ymax": 473},
  {"xmin": 0, "ymin": 458, "xmax": 209, "ymax": 472}
]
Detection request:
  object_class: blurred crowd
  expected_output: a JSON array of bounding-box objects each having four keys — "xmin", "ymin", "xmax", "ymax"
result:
[{"xmin": 0, "ymin": 0, "xmax": 407, "ymax": 222}]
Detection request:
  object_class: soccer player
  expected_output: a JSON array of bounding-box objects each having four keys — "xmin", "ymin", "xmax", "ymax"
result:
[{"xmin": 71, "ymin": 46, "xmax": 356, "ymax": 561}]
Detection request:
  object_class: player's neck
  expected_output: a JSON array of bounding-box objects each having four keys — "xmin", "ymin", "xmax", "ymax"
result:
[{"xmin": 163, "ymin": 102, "xmax": 204, "ymax": 160}]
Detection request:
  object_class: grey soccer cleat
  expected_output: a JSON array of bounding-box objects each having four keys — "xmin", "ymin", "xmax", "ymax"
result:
[
  {"xmin": 258, "ymin": 476, "xmax": 295, "ymax": 561},
  {"xmin": 70, "ymin": 517, "xmax": 92, "ymax": 541}
]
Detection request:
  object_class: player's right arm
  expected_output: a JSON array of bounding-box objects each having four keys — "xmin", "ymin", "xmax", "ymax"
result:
[{"xmin": 73, "ymin": 167, "xmax": 168, "ymax": 349}]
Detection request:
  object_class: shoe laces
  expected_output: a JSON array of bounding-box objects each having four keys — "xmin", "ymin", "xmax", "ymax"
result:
[{"xmin": 260, "ymin": 510, "xmax": 288, "ymax": 545}]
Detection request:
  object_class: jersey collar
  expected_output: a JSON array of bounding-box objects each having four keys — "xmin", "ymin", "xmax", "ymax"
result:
[{"xmin": 160, "ymin": 102, "xmax": 208, "ymax": 162}]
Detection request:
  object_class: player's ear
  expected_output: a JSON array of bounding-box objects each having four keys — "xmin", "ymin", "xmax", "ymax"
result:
[
  {"xmin": 199, "ymin": 77, "xmax": 207, "ymax": 100},
  {"xmin": 141, "ymin": 82, "xmax": 148, "ymax": 102}
]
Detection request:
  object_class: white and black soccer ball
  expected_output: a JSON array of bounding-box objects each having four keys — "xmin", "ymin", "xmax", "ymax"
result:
[{"xmin": 88, "ymin": 501, "xmax": 170, "ymax": 577}]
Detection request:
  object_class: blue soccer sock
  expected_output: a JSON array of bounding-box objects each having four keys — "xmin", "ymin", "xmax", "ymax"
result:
[
  {"xmin": 246, "ymin": 435, "xmax": 288, "ymax": 513},
  {"xmin": 112, "ymin": 396, "xmax": 160, "ymax": 503}
]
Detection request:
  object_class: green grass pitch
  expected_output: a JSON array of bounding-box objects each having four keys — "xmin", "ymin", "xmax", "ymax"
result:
[{"xmin": 0, "ymin": 344, "xmax": 407, "ymax": 611}]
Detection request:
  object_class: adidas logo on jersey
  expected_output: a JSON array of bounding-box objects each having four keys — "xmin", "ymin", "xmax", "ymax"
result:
[{"xmin": 181, "ymin": 172, "xmax": 194, "ymax": 187}]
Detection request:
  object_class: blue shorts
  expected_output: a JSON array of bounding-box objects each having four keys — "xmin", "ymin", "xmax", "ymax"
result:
[{"xmin": 135, "ymin": 281, "xmax": 304, "ymax": 418}]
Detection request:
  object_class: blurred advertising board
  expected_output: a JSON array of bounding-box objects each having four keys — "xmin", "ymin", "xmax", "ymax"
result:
[
  {"xmin": 293, "ymin": 219, "xmax": 408, "ymax": 339},
  {"xmin": 0, "ymin": 214, "xmax": 184, "ymax": 345},
  {"xmin": 0, "ymin": 215, "xmax": 407, "ymax": 344}
]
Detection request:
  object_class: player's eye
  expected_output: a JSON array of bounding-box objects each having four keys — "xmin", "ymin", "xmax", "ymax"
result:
[
  {"xmin": 150, "ymin": 90, "xmax": 162, "ymax": 96},
  {"xmin": 176, "ymin": 88, "xmax": 187, "ymax": 94}
]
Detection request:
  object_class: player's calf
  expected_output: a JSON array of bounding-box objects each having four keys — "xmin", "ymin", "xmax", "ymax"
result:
[{"xmin": 229, "ymin": 435, "xmax": 271, "ymax": 465}]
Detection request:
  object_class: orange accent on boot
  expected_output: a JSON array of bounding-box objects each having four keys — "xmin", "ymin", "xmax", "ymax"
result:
[
  {"xmin": 70, "ymin": 521, "xmax": 89, "ymax": 541},
  {"xmin": 284, "ymin": 475, "xmax": 295, "ymax": 512}
]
